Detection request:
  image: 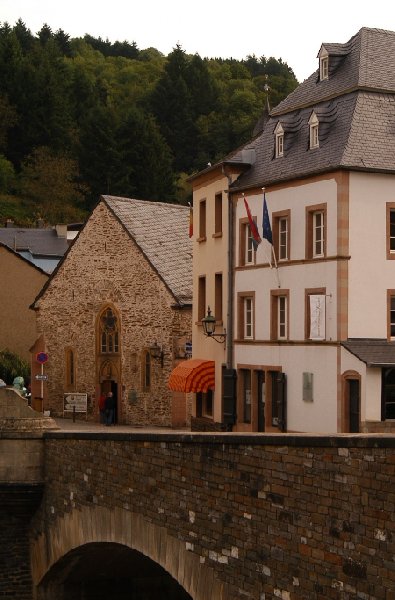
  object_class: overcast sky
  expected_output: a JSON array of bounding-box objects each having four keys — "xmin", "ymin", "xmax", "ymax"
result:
[{"xmin": 2, "ymin": 0, "xmax": 395, "ymax": 82}]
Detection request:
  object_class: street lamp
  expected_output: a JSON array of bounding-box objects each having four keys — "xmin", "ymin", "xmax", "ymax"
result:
[
  {"xmin": 201, "ymin": 306, "xmax": 226, "ymax": 344},
  {"xmin": 149, "ymin": 342, "xmax": 164, "ymax": 367}
]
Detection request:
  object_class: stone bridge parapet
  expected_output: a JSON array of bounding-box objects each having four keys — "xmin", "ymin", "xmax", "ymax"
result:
[{"xmin": 29, "ymin": 430, "xmax": 395, "ymax": 599}]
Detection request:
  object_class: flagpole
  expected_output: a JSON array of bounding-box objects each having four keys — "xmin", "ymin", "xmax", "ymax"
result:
[{"xmin": 262, "ymin": 187, "xmax": 281, "ymax": 288}]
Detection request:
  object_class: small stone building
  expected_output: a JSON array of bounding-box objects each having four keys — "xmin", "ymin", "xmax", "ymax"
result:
[{"xmin": 31, "ymin": 196, "xmax": 192, "ymax": 427}]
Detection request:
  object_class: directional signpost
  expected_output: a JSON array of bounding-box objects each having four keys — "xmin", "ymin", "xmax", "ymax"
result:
[{"xmin": 36, "ymin": 352, "xmax": 49, "ymax": 412}]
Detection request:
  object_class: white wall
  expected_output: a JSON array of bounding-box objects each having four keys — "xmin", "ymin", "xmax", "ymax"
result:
[
  {"xmin": 348, "ymin": 172, "xmax": 395, "ymax": 338},
  {"xmin": 236, "ymin": 343, "xmax": 338, "ymax": 432},
  {"xmin": 235, "ymin": 180, "xmax": 338, "ymax": 341}
]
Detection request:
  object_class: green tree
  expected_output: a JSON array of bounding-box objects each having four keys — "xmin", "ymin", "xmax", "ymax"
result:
[
  {"xmin": 150, "ymin": 45, "xmax": 197, "ymax": 172},
  {"xmin": 0, "ymin": 155, "xmax": 15, "ymax": 192},
  {"xmin": 117, "ymin": 108, "xmax": 175, "ymax": 201},
  {"xmin": 13, "ymin": 19, "xmax": 34, "ymax": 53},
  {"xmin": 78, "ymin": 106, "xmax": 122, "ymax": 205},
  {"xmin": 19, "ymin": 146, "xmax": 88, "ymax": 222},
  {"xmin": 0, "ymin": 349, "xmax": 29, "ymax": 385},
  {"xmin": 0, "ymin": 94, "xmax": 17, "ymax": 152}
]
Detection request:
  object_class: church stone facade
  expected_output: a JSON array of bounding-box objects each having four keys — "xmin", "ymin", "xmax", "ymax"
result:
[{"xmin": 31, "ymin": 196, "xmax": 192, "ymax": 427}]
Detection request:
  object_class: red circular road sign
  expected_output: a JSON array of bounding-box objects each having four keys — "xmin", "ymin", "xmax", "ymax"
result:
[{"xmin": 36, "ymin": 352, "xmax": 48, "ymax": 364}]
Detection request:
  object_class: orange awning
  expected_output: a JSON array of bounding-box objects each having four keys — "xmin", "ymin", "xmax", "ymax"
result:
[{"xmin": 168, "ymin": 359, "xmax": 215, "ymax": 393}]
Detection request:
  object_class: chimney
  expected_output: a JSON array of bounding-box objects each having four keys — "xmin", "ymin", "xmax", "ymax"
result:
[
  {"xmin": 5, "ymin": 219, "xmax": 14, "ymax": 228},
  {"xmin": 55, "ymin": 224, "xmax": 67, "ymax": 238}
]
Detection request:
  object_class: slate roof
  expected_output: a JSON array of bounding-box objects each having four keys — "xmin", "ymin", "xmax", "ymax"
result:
[
  {"xmin": 342, "ymin": 339, "xmax": 395, "ymax": 367},
  {"xmin": 272, "ymin": 28, "xmax": 395, "ymax": 115},
  {"xmin": 0, "ymin": 227, "xmax": 68, "ymax": 273},
  {"xmin": 103, "ymin": 196, "xmax": 192, "ymax": 306},
  {"xmin": 221, "ymin": 27, "xmax": 395, "ymax": 192}
]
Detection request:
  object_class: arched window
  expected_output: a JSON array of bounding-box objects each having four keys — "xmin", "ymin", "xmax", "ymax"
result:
[
  {"xmin": 143, "ymin": 351, "xmax": 151, "ymax": 389},
  {"xmin": 99, "ymin": 307, "xmax": 119, "ymax": 354},
  {"xmin": 65, "ymin": 348, "xmax": 75, "ymax": 389}
]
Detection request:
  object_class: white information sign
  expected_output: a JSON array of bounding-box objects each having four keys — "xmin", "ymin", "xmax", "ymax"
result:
[
  {"xmin": 309, "ymin": 294, "xmax": 326, "ymax": 340},
  {"xmin": 63, "ymin": 393, "xmax": 88, "ymax": 418}
]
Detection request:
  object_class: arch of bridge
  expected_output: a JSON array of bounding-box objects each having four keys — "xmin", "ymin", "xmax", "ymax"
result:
[{"xmin": 31, "ymin": 504, "xmax": 228, "ymax": 600}]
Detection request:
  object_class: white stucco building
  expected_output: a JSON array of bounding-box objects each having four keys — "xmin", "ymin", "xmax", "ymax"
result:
[{"xmin": 189, "ymin": 27, "xmax": 395, "ymax": 433}]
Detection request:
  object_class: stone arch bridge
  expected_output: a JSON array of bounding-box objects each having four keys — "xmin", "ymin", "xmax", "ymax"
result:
[{"xmin": 1, "ymin": 389, "xmax": 395, "ymax": 599}]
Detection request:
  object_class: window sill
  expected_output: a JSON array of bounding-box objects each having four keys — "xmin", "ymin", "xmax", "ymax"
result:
[
  {"xmin": 197, "ymin": 236, "xmax": 207, "ymax": 243},
  {"xmin": 212, "ymin": 232, "xmax": 223, "ymax": 239}
]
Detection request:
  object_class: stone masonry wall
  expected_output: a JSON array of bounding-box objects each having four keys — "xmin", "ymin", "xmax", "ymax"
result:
[
  {"xmin": 31, "ymin": 432, "xmax": 395, "ymax": 600},
  {"xmin": 0, "ymin": 510, "xmax": 33, "ymax": 599},
  {"xmin": 35, "ymin": 202, "xmax": 191, "ymax": 426}
]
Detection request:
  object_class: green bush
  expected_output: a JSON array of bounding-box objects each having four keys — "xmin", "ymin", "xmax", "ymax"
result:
[{"xmin": 0, "ymin": 349, "xmax": 30, "ymax": 385}]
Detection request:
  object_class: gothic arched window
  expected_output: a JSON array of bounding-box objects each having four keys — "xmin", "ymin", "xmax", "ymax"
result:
[{"xmin": 100, "ymin": 307, "xmax": 119, "ymax": 354}]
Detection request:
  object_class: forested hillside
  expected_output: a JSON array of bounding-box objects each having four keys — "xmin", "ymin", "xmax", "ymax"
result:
[{"xmin": 0, "ymin": 19, "xmax": 298, "ymax": 225}]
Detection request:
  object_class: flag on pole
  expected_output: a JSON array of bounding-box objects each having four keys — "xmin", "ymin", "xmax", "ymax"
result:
[
  {"xmin": 262, "ymin": 193, "xmax": 273, "ymax": 245},
  {"xmin": 189, "ymin": 204, "xmax": 193, "ymax": 238},
  {"xmin": 243, "ymin": 196, "xmax": 261, "ymax": 250}
]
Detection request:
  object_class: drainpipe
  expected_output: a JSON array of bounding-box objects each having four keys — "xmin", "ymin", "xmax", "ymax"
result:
[{"xmin": 223, "ymin": 167, "xmax": 234, "ymax": 371}]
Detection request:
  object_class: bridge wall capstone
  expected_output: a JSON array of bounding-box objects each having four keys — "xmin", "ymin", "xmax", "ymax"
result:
[{"xmin": 30, "ymin": 432, "xmax": 395, "ymax": 600}]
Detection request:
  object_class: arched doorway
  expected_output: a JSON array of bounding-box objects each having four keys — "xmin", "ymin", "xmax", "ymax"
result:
[
  {"xmin": 36, "ymin": 542, "xmax": 193, "ymax": 600},
  {"xmin": 97, "ymin": 306, "xmax": 121, "ymax": 423}
]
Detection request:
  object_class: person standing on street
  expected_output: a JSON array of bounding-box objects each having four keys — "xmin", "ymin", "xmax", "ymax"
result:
[
  {"xmin": 104, "ymin": 391, "xmax": 116, "ymax": 426},
  {"xmin": 98, "ymin": 392, "xmax": 106, "ymax": 424}
]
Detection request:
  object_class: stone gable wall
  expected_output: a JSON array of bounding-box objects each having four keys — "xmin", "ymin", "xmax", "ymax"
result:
[{"xmin": 35, "ymin": 202, "xmax": 192, "ymax": 426}]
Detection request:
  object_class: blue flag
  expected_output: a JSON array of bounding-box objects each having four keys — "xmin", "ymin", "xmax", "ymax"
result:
[{"xmin": 262, "ymin": 194, "xmax": 273, "ymax": 245}]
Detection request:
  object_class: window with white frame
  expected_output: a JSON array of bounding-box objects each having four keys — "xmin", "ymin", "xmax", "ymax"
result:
[
  {"xmin": 309, "ymin": 112, "xmax": 319, "ymax": 149},
  {"xmin": 320, "ymin": 55, "xmax": 329, "ymax": 80},
  {"xmin": 239, "ymin": 218, "xmax": 256, "ymax": 267},
  {"xmin": 306, "ymin": 204, "xmax": 326, "ymax": 259},
  {"xmin": 313, "ymin": 210, "xmax": 325, "ymax": 257},
  {"xmin": 244, "ymin": 297, "xmax": 253, "ymax": 339},
  {"xmin": 274, "ymin": 122, "xmax": 284, "ymax": 158},
  {"xmin": 273, "ymin": 210, "xmax": 290, "ymax": 262},
  {"xmin": 243, "ymin": 222, "xmax": 254, "ymax": 265},
  {"xmin": 278, "ymin": 295, "xmax": 288, "ymax": 339},
  {"xmin": 279, "ymin": 216, "xmax": 288, "ymax": 260},
  {"xmin": 271, "ymin": 290, "xmax": 289, "ymax": 341}
]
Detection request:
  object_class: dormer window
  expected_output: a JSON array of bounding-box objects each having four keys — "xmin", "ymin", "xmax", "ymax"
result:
[
  {"xmin": 318, "ymin": 46, "xmax": 329, "ymax": 81},
  {"xmin": 308, "ymin": 112, "xmax": 319, "ymax": 149},
  {"xmin": 320, "ymin": 56, "xmax": 328, "ymax": 80},
  {"xmin": 274, "ymin": 122, "xmax": 284, "ymax": 158}
]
